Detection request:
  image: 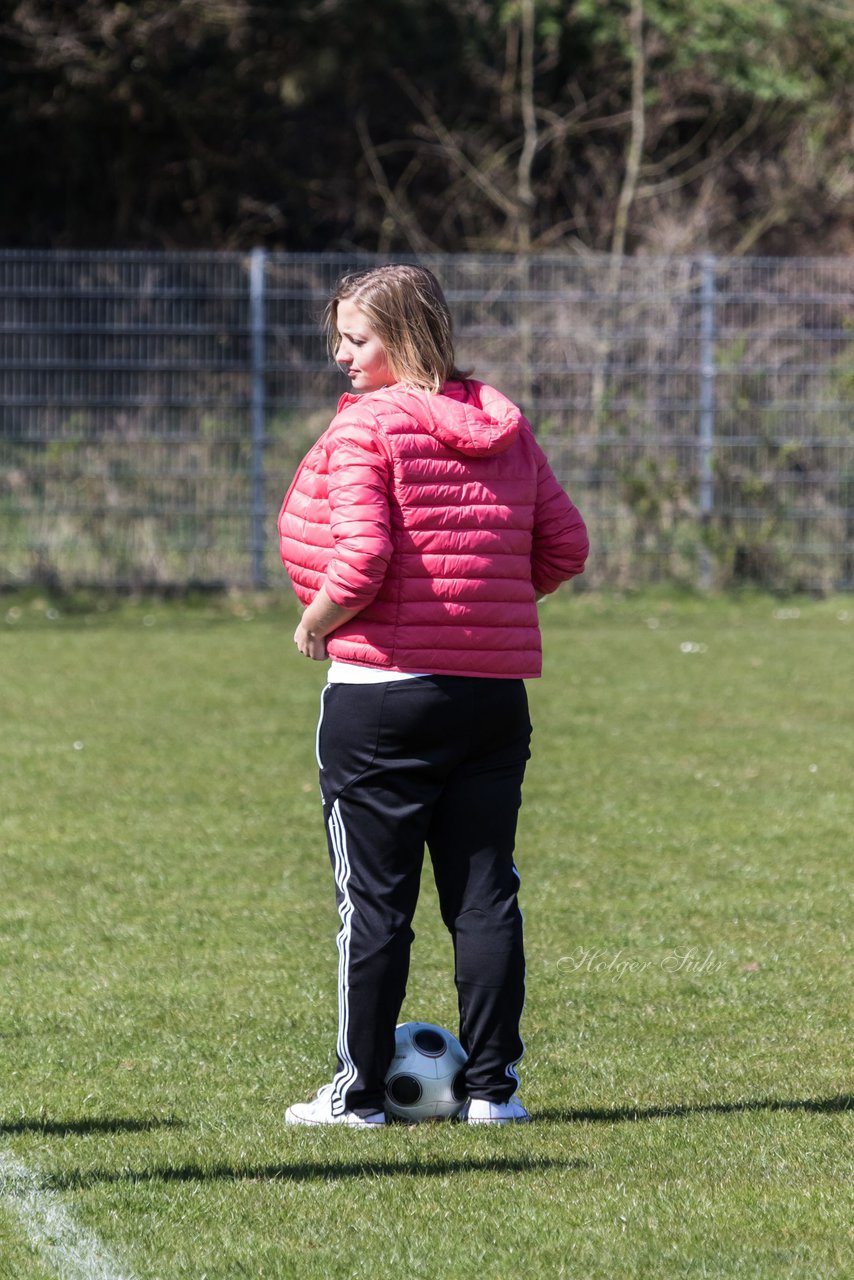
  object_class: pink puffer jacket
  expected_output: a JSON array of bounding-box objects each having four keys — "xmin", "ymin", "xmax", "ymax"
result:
[{"xmin": 278, "ymin": 379, "xmax": 588, "ymax": 678}]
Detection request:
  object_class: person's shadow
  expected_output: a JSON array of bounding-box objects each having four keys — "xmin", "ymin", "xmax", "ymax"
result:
[
  {"xmin": 2, "ymin": 1095, "xmax": 848, "ymax": 1189},
  {"xmin": 535, "ymin": 1093, "xmax": 852, "ymax": 1124},
  {"xmin": 0, "ymin": 1116, "xmax": 180, "ymax": 1138}
]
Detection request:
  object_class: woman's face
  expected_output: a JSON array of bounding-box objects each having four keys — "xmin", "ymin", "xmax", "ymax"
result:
[{"xmin": 334, "ymin": 299, "xmax": 394, "ymax": 393}]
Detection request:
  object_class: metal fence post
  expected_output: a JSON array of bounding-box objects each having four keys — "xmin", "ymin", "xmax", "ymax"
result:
[
  {"xmin": 698, "ymin": 253, "xmax": 717, "ymax": 589},
  {"xmin": 249, "ymin": 247, "xmax": 267, "ymax": 588}
]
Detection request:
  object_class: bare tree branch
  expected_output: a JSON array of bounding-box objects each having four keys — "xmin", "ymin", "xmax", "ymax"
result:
[
  {"xmin": 516, "ymin": 0, "xmax": 538, "ymax": 250},
  {"xmin": 635, "ymin": 106, "xmax": 766, "ymax": 199},
  {"xmin": 394, "ymin": 70, "xmax": 521, "ymax": 222},
  {"xmin": 355, "ymin": 111, "xmax": 440, "ymax": 255},
  {"xmin": 610, "ymin": 0, "xmax": 645, "ymax": 261}
]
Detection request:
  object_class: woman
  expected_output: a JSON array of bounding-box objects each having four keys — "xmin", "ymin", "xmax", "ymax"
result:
[{"xmin": 278, "ymin": 264, "xmax": 588, "ymax": 1125}]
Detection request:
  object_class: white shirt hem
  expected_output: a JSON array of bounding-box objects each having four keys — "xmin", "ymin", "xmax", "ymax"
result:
[{"xmin": 327, "ymin": 661, "xmax": 429, "ymax": 685}]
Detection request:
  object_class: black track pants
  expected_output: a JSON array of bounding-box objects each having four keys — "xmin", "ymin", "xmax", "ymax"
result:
[{"xmin": 316, "ymin": 674, "xmax": 532, "ymax": 1115}]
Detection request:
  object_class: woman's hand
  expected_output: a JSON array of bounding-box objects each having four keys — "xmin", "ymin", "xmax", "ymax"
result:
[
  {"xmin": 293, "ymin": 585, "xmax": 362, "ymax": 661},
  {"xmin": 294, "ymin": 620, "xmax": 328, "ymax": 661}
]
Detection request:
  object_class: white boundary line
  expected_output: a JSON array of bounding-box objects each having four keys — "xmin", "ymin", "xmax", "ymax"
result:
[{"xmin": 0, "ymin": 1148, "xmax": 136, "ymax": 1280}]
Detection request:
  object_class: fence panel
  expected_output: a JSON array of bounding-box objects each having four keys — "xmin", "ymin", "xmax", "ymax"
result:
[{"xmin": 1, "ymin": 250, "xmax": 852, "ymax": 593}]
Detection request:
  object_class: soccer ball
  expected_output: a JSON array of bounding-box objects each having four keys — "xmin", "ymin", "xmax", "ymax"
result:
[{"xmin": 384, "ymin": 1021, "xmax": 468, "ymax": 1122}]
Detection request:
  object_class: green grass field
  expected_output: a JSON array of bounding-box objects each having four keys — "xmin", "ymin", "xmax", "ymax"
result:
[{"xmin": 1, "ymin": 590, "xmax": 851, "ymax": 1279}]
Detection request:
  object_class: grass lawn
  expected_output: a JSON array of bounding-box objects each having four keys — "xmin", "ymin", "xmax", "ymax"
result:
[{"xmin": 0, "ymin": 589, "xmax": 851, "ymax": 1279}]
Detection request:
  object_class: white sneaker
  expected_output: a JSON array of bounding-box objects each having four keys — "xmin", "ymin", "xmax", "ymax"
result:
[
  {"xmin": 460, "ymin": 1096, "xmax": 530, "ymax": 1124},
  {"xmin": 285, "ymin": 1083, "xmax": 385, "ymax": 1127}
]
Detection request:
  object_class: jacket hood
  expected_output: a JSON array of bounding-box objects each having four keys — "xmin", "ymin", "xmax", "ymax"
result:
[{"xmin": 337, "ymin": 379, "xmax": 524, "ymax": 458}]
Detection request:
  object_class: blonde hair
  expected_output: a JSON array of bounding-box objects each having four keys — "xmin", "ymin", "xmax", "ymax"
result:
[{"xmin": 324, "ymin": 264, "xmax": 469, "ymax": 394}]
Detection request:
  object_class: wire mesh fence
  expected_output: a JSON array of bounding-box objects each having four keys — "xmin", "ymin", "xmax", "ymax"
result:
[{"xmin": 1, "ymin": 249, "xmax": 852, "ymax": 594}]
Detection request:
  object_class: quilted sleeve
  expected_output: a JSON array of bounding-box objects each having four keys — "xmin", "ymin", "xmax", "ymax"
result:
[
  {"xmin": 324, "ymin": 424, "xmax": 394, "ymax": 609},
  {"xmin": 530, "ymin": 438, "xmax": 589, "ymax": 595}
]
